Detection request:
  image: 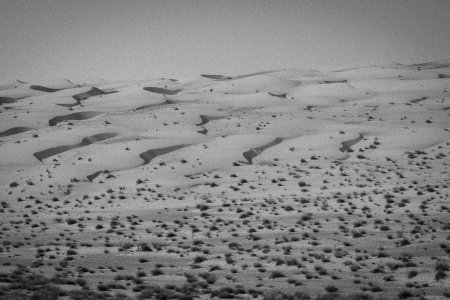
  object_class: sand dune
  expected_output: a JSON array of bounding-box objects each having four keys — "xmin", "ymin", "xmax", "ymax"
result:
[
  {"xmin": 48, "ymin": 111, "xmax": 102, "ymax": 126},
  {"xmin": 0, "ymin": 79, "xmax": 81, "ymax": 102},
  {"xmin": 210, "ymin": 74, "xmax": 299, "ymax": 94},
  {"xmin": 339, "ymin": 134, "xmax": 364, "ymax": 153},
  {"xmin": 72, "ymin": 87, "xmax": 107, "ymax": 101},
  {"xmin": 139, "ymin": 144, "xmax": 190, "ymax": 165},
  {"xmin": 406, "ymin": 60, "xmax": 450, "ymax": 70},
  {"xmin": 1, "ymin": 61, "xmax": 449, "ymax": 299},
  {"xmin": 86, "ymin": 143, "xmax": 191, "ymax": 181},
  {"xmin": 33, "ymin": 132, "xmax": 117, "ymax": 161},
  {"xmin": 243, "ymin": 137, "xmax": 284, "ymax": 164}
]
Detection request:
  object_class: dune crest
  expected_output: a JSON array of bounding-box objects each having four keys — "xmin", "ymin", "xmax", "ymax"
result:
[
  {"xmin": 29, "ymin": 85, "xmax": 61, "ymax": 93},
  {"xmin": 72, "ymin": 87, "xmax": 107, "ymax": 101},
  {"xmin": 143, "ymin": 86, "xmax": 181, "ymax": 95},
  {"xmin": 139, "ymin": 144, "xmax": 190, "ymax": 165},
  {"xmin": 33, "ymin": 132, "xmax": 117, "ymax": 161},
  {"xmin": 196, "ymin": 115, "xmax": 224, "ymax": 126},
  {"xmin": 48, "ymin": 111, "xmax": 102, "ymax": 126},
  {"xmin": 339, "ymin": 134, "xmax": 364, "ymax": 153},
  {"xmin": 243, "ymin": 137, "xmax": 284, "ymax": 164},
  {"xmin": 0, "ymin": 127, "xmax": 33, "ymax": 137},
  {"xmin": 0, "ymin": 97, "xmax": 17, "ymax": 105}
]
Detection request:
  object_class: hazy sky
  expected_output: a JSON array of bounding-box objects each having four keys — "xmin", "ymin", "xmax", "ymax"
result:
[{"xmin": 0, "ymin": 0, "xmax": 449, "ymax": 81}]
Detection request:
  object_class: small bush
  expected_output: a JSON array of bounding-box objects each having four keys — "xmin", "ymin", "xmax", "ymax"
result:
[
  {"xmin": 270, "ymin": 271, "xmax": 285, "ymax": 279},
  {"xmin": 31, "ymin": 285, "xmax": 62, "ymax": 300},
  {"xmin": 397, "ymin": 290, "xmax": 414, "ymax": 299},
  {"xmin": 324, "ymin": 285, "xmax": 338, "ymax": 293}
]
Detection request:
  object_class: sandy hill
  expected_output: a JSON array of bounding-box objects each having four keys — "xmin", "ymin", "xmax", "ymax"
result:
[{"xmin": 0, "ymin": 61, "xmax": 449, "ymax": 300}]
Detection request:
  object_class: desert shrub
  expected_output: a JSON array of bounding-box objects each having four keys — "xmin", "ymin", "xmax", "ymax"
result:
[
  {"xmin": 407, "ymin": 270, "xmax": 418, "ymax": 279},
  {"xmin": 193, "ymin": 255, "xmax": 207, "ymax": 264},
  {"xmin": 224, "ymin": 253, "xmax": 234, "ymax": 264},
  {"xmin": 198, "ymin": 272, "xmax": 216, "ymax": 284},
  {"xmin": 30, "ymin": 285, "xmax": 62, "ymax": 300},
  {"xmin": 435, "ymin": 261, "xmax": 449, "ymax": 280},
  {"xmin": 316, "ymin": 293, "xmax": 344, "ymax": 300},
  {"xmin": 68, "ymin": 289, "xmax": 111, "ymax": 300},
  {"xmin": 118, "ymin": 242, "xmax": 133, "ymax": 252},
  {"xmin": 139, "ymin": 242, "xmax": 152, "ymax": 252},
  {"xmin": 315, "ymin": 265, "xmax": 328, "ymax": 275},
  {"xmin": 151, "ymin": 268, "xmax": 164, "ymax": 276},
  {"xmin": 397, "ymin": 290, "xmax": 414, "ymax": 299},
  {"xmin": 66, "ymin": 218, "xmax": 77, "ymax": 225},
  {"xmin": 138, "ymin": 285, "xmax": 191, "ymax": 300},
  {"xmin": 209, "ymin": 265, "xmax": 222, "ymax": 271},
  {"xmin": 324, "ymin": 285, "xmax": 338, "ymax": 293},
  {"xmin": 210, "ymin": 287, "xmax": 236, "ymax": 299},
  {"xmin": 67, "ymin": 249, "xmax": 77, "ymax": 256},
  {"xmin": 347, "ymin": 294, "xmax": 374, "ymax": 300},
  {"xmin": 270, "ymin": 271, "xmax": 285, "ymax": 279},
  {"xmin": 263, "ymin": 290, "xmax": 312, "ymax": 300},
  {"xmin": 379, "ymin": 225, "xmax": 390, "ymax": 231}
]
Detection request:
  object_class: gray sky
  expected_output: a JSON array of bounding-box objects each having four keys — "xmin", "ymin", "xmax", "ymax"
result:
[{"xmin": 0, "ymin": 0, "xmax": 449, "ymax": 81}]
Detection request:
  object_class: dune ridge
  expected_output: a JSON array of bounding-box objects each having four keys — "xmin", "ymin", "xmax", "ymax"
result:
[
  {"xmin": 0, "ymin": 79, "xmax": 24, "ymax": 91},
  {"xmin": 72, "ymin": 87, "xmax": 107, "ymax": 101},
  {"xmin": 196, "ymin": 115, "xmax": 224, "ymax": 126},
  {"xmin": 410, "ymin": 96, "xmax": 428, "ymax": 104},
  {"xmin": 268, "ymin": 92, "xmax": 287, "ymax": 98},
  {"xmin": 134, "ymin": 99, "xmax": 176, "ymax": 111},
  {"xmin": 87, "ymin": 170, "xmax": 109, "ymax": 181},
  {"xmin": 48, "ymin": 111, "xmax": 102, "ymax": 126},
  {"xmin": 29, "ymin": 85, "xmax": 61, "ymax": 93},
  {"xmin": 0, "ymin": 127, "xmax": 33, "ymax": 137},
  {"xmin": 0, "ymin": 97, "xmax": 17, "ymax": 105},
  {"xmin": 200, "ymin": 74, "xmax": 229, "ymax": 80},
  {"xmin": 243, "ymin": 137, "xmax": 284, "ymax": 164},
  {"xmin": 139, "ymin": 144, "xmax": 190, "ymax": 165},
  {"xmin": 143, "ymin": 86, "xmax": 181, "ymax": 95},
  {"xmin": 197, "ymin": 127, "xmax": 208, "ymax": 135},
  {"xmin": 339, "ymin": 134, "xmax": 364, "ymax": 153},
  {"xmin": 87, "ymin": 144, "xmax": 191, "ymax": 181},
  {"xmin": 33, "ymin": 132, "xmax": 117, "ymax": 161}
]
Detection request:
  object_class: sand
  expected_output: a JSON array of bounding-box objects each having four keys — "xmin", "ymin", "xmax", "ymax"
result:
[{"xmin": 0, "ymin": 61, "xmax": 449, "ymax": 299}]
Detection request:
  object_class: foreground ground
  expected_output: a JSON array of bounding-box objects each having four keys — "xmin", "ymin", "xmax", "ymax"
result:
[{"xmin": 0, "ymin": 61, "xmax": 449, "ymax": 299}]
